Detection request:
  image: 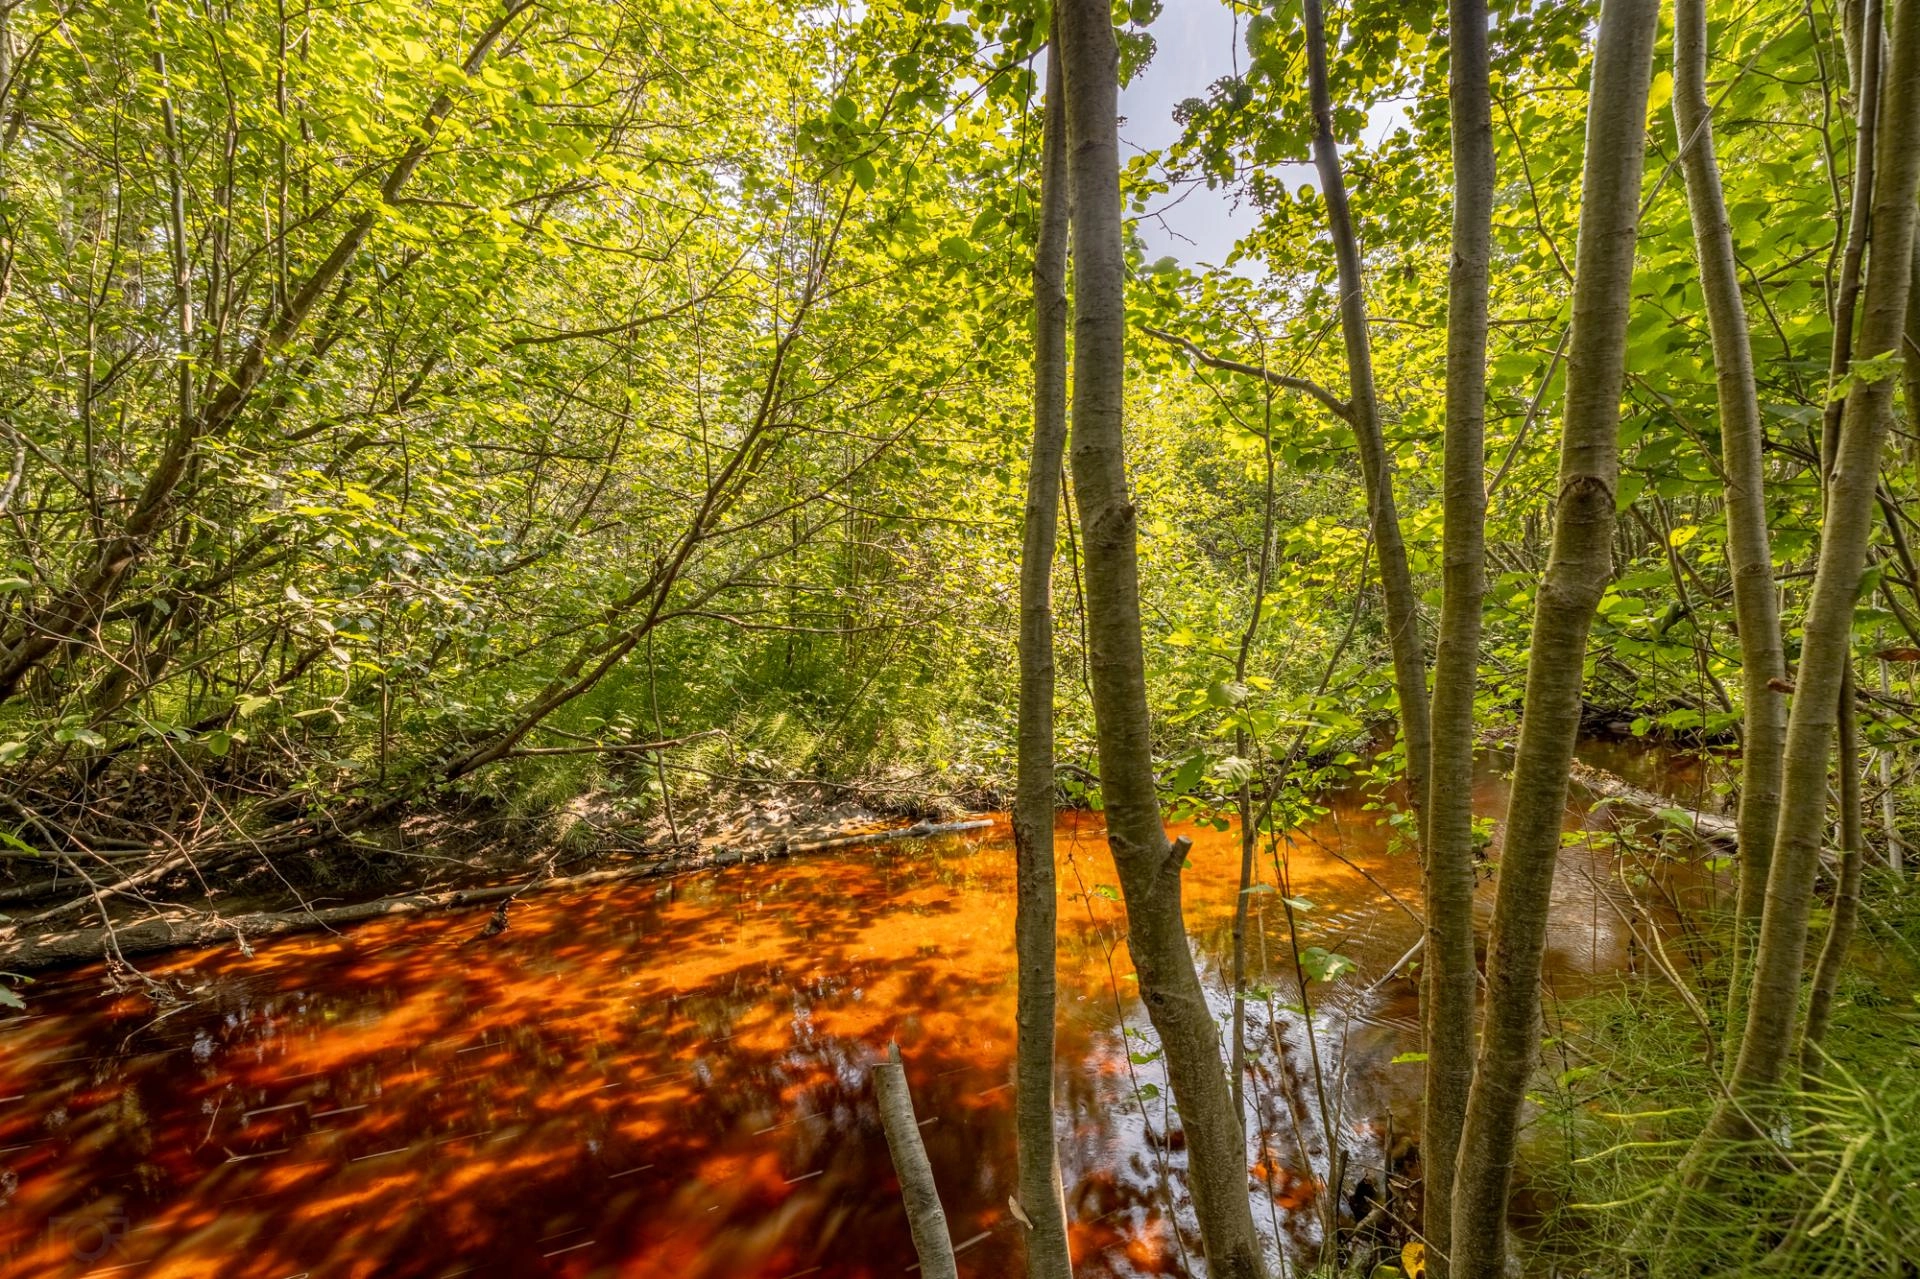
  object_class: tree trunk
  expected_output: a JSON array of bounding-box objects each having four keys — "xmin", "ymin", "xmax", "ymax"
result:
[
  {"xmin": 1011, "ymin": 26, "xmax": 1074, "ymax": 1279},
  {"xmin": 1801, "ymin": 670, "xmax": 1864, "ymax": 1080},
  {"xmin": 1682, "ymin": 0, "xmax": 1920, "ymax": 1175},
  {"xmin": 1448, "ymin": 0, "xmax": 1660, "ymax": 1272},
  {"xmin": 1419, "ymin": 0, "xmax": 1494, "ymax": 1264},
  {"xmin": 1673, "ymin": 0, "xmax": 1788, "ymax": 1008},
  {"xmin": 1231, "ymin": 349, "xmax": 1279, "ymax": 1129},
  {"xmin": 874, "ymin": 1046, "xmax": 960, "ymax": 1279},
  {"xmin": 1880, "ymin": 659, "xmax": 1905, "ymax": 872},
  {"xmin": 1056, "ymin": 2, "xmax": 1266, "ymax": 1274},
  {"xmin": 1732, "ymin": 0, "xmax": 1920, "ymax": 1100},
  {"xmin": 1903, "ymin": 249, "xmax": 1920, "ymax": 462},
  {"xmin": 1302, "ymin": 0, "xmax": 1433, "ymax": 825}
]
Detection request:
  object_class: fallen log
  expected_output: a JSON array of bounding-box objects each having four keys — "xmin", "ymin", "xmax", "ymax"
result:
[
  {"xmin": 1568, "ymin": 761, "xmax": 1737, "ymax": 846},
  {"xmin": 0, "ymin": 816, "xmax": 996, "ymax": 973},
  {"xmin": 788, "ymin": 817, "xmax": 993, "ymax": 853}
]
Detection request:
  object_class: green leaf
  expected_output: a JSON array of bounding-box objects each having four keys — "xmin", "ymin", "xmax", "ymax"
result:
[
  {"xmin": 849, "ymin": 156, "xmax": 876, "ymax": 191},
  {"xmin": 1390, "ymin": 1051, "xmax": 1428, "ymax": 1065},
  {"xmin": 1205, "ymin": 679, "xmax": 1248, "ymax": 707},
  {"xmin": 1298, "ymin": 946, "xmax": 1355, "ymax": 983}
]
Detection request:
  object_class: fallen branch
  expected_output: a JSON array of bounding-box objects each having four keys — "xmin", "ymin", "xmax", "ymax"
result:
[
  {"xmin": 1568, "ymin": 760, "xmax": 1737, "ymax": 846},
  {"xmin": 873, "ymin": 1042, "xmax": 959, "ymax": 1279},
  {"xmin": 788, "ymin": 817, "xmax": 992, "ymax": 853}
]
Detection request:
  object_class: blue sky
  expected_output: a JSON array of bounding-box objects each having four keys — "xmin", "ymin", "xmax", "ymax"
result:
[{"xmin": 1118, "ymin": 0, "xmax": 1258, "ymax": 269}]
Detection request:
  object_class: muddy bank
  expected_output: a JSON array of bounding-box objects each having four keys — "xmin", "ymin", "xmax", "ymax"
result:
[{"xmin": 0, "ymin": 769, "xmax": 997, "ymax": 974}]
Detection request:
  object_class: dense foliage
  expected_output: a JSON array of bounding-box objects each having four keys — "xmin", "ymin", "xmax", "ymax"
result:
[{"xmin": 2, "ymin": 0, "xmax": 1917, "ymax": 1272}]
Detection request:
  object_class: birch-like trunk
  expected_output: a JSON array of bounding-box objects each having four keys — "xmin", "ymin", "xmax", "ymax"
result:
[
  {"xmin": 1800, "ymin": 669, "xmax": 1864, "ymax": 1080},
  {"xmin": 1728, "ymin": 0, "xmax": 1920, "ymax": 1102},
  {"xmin": 1447, "ymin": 0, "xmax": 1660, "ymax": 1272},
  {"xmin": 1056, "ymin": 2, "xmax": 1266, "ymax": 1274},
  {"xmin": 1011, "ymin": 27, "xmax": 1074, "ymax": 1279},
  {"xmin": 1419, "ymin": 0, "xmax": 1493, "ymax": 1266},
  {"xmin": 1301, "ymin": 0, "xmax": 1433, "ymax": 818},
  {"xmin": 1673, "ymin": 0, "xmax": 1788, "ymax": 1007},
  {"xmin": 874, "ymin": 1047, "xmax": 960, "ymax": 1279},
  {"xmin": 1682, "ymin": 0, "xmax": 1920, "ymax": 1172}
]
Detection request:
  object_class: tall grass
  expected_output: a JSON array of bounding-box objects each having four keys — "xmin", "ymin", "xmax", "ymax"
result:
[{"xmin": 1512, "ymin": 872, "xmax": 1920, "ymax": 1277}]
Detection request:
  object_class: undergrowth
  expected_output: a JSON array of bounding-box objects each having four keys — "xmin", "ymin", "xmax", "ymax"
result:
[{"xmin": 1514, "ymin": 871, "xmax": 1920, "ymax": 1277}]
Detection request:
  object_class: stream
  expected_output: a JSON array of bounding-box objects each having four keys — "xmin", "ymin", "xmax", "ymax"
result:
[{"xmin": 0, "ymin": 742, "xmax": 1720, "ymax": 1278}]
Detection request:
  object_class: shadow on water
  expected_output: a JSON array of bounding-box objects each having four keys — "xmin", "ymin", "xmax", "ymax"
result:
[{"xmin": 0, "ymin": 743, "xmax": 1724, "ymax": 1277}]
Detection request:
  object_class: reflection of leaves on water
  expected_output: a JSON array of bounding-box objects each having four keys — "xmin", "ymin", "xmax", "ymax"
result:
[{"xmin": 0, "ymin": 776, "xmax": 1644, "ymax": 1278}]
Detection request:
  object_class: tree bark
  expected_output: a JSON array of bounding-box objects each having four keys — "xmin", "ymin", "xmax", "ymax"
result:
[
  {"xmin": 874, "ymin": 1045, "xmax": 960, "ymax": 1279},
  {"xmin": 1302, "ymin": 0, "xmax": 1433, "ymax": 826},
  {"xmin": 1673, "ymin": 0, "xmax": 1788, "ymax": 999},
  {"xmin": 1800, "ymin": 670, "xmax": 1864, "ymax": 1080},
  {"xmin": 1419, "ymin": 0, "xmax": 1494, "ymax": 1265},
  {"xmin": 1904, "ymin": 247, "xmax": 1920, "ymax": 451},
  {"xmin": 1880, "ymin": 658, "xmax": 1906, "ymax": 872},
  {"xmin": 1011, "ymin": 26, "xmax": 1074, "ymax": 1279},
  {"xmin": 1231, "ymin": 344, "xmax": 1279, "ymax": 1129},
  {"xmin": 1056, "ymin": 2, "xmax": 1266, "ymax": 1274},
  {"xmin": 1733, "ymin": 0, "xmax": 1920, "ymax": 1099},
  {"xmin": 1682, "ymin": 0, "xmax": 1920, "ymax": 1174},
  {"xmin": 1448, "ymin": 0, "xmax": 1660, "ymax": 1272}
]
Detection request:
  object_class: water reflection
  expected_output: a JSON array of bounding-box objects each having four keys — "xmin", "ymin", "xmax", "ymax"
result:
[{"xmin": 0, "ymin": 747, "xmax": 1717, "ymax": 1277}]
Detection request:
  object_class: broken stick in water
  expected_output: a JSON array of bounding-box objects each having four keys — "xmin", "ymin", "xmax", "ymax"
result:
[{"xmin": 872, "ymin": 1042, "xmax": 959, "ymax": 1279}]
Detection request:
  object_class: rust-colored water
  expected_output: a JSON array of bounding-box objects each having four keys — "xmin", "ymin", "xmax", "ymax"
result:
[{"xmin": 0, "ymin": 746, "xmax": 1714, "ymax": 1277}]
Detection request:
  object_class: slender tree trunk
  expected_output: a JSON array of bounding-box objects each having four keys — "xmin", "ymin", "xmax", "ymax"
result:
[
  {"xmin": 1684, "ymin": 0, "xmax": 1920, "ymax": 1168},
  {"xmin": 1673, "ymin": 0, "xmax": 1789, "ymax": 1016},
  {"xmin": 1056, "ymin": 2, "xmax": 1266, "ymax": 1274},
  {"xmin": 1447, "ymin": 0, "xmax": 1660, "ymax": 1273},
  {"xmin": 1419, "ymin": 0, "xmax": 1493, "ymax": 1266},
  {"xmin": 875, "ymin": 1046, "xmax": 960, "ymax": 1279},
  {"xmin": 1011, "ymin": 29, "xmax": 1074, "ymax": 1279},
  {"xmin": 1824, "ymin": 0, "xmax": 1882, "ymax": 471},
  {"xmin": 1301, "ymin": 0, "xmax": 1433, "ymax": 820},
  {"xmin": 1801, "ymin": 670, "xmax": 1864, "ymax": 1080},
  {"xmin": 1880, "ymin": 658, "xmax": 1906, "ymax": 871},
  {"xmin": 1231, "ymin": 355, "xmax": 1278, "ymax": 1129},
  {"xmin": 1904, "ymin": 250, "xmax": 1920, "ymax": 457},
  {"xmin": 1732, "ymin": 0, "xmax": 1920, "ymax": 1100}
]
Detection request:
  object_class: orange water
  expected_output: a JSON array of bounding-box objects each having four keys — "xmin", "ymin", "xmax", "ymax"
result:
[{"xmin": 0, "ymin": 745, "xmax": 1713, "ymax": 1277}]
